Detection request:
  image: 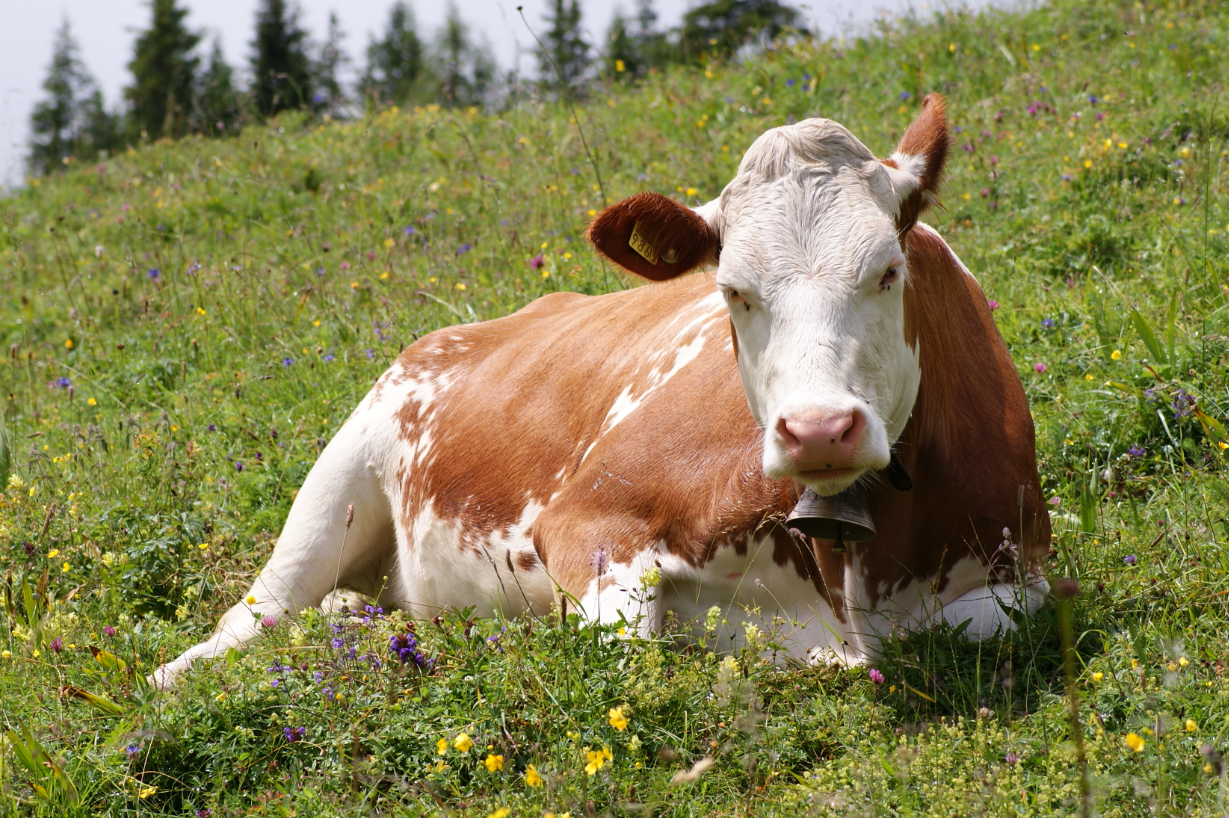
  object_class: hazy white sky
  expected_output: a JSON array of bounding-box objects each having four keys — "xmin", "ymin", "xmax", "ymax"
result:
[{"xmin": 0, "ymin": 0, "xmax": 996, "ymax": 187}]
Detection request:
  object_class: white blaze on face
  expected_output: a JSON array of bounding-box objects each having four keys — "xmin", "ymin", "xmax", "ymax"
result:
[{"xmin": 703, "ymin": 120, "xmax": 925, "ymax": 496}]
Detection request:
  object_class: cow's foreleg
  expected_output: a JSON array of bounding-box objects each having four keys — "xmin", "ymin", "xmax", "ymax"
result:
[{"xmin": 153, "ymin": 417, "xmax": 394, "ymax": 687}]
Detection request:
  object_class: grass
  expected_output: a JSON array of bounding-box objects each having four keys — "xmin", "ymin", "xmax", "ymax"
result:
[{"xmin": 3, "ymin": 0, "xmax": 1229, "ymax": 814}]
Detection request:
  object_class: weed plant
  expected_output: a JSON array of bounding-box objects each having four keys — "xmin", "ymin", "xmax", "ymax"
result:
[{"xmin": 3, "ymin": 0, "xmax": 1229, "ymax": 814}]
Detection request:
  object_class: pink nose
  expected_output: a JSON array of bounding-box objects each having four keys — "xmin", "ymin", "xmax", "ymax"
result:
[{"xmin": 777, "ymin": 411, "xmax": 866, "ymax": 472}]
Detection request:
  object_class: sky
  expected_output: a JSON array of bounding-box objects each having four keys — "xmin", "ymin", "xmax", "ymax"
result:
[{"xmin": 0, "ymin": 0, "xmax": 999, "ymax": 188}]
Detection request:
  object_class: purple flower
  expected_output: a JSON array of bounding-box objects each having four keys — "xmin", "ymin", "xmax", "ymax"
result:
[
  {"xmin": 1088, "ymin": 95, "xmax": 1098, "ymax": 104},
  {"xmin": 282, "ymin": 357, "xmax": 293, "ymax": 368},
  {"xmin": 313, "ymin": 93, "xmax": 326, "ymax": 104},
  {"xmin": 261, "ymin": 615, "xmax": 279, "ymax": 629},
  {"xmin": 323, "ymin": 686, "xmax": 335, "ymax": 700},
  {"xmin": 1033, "ymin": 363, "xmax": 1047, "ymax": 373},
  {"xmin": 456, "ymin": 243, "xmax": 472, "ymax": 255},
  {"xmin": 899, "ymin": 91, "xmax": 912, "ymax": 100},
  {"xmin": 869, "ymin": 668, "xmax": 885, "ymax": 685},
  {"xmin": 1048, "ymin": 496, "xmax": 1061, "ymax": 506},
  {"xmin": 987, "ymin": 299, "xmax": 1000, "ymax": 311},
  {"xmin": 125, "ymin": 743, "xmax": 141, "ymax": 758},
  {"xmin": 1123, "ymin": 554, "xmax": 1137, "ymax": 566},
  {"xmin": 1062, "ymin": 174, "xmax": 1072, "ymax": 182},
  {"xmin": 235, "ymin": 462, "xmax": 244, "ymax": 472},
  {"xmin": 148, "ymin": 268, "xmax": 160, "ymax": 279},
  {"xmin": 323, "ymin": 351, "xmax": 335, "ymax": 362},
  {"xmin": 1127, "ymin": 445, "xmax": 1145, "ymax": 458},
  {"xmin": 49, "ymin": 636, "xmax": 63, "ymax": 653},
  {"xmin": 206, "ymin": 423, "xmax": 216, "ymax": 432},
  {"xmin": 1005, "ymin": 751, "xmax": 1020, "ymax": 765},
  {"xmin": 1172, "ymin": 390, "xmax": 1194, "ymax": 418},
  {"xmin": 529, "ymin": 254, "xmax": 544, "ymax": 269},
  {"xmin": 786, "ymin": 78, "xmax": 795, "ymax": 87},
  {"xmin": 283, "ymin": 726, "xmax": 306, "ymax": 743},
  {"xmin": 365, "ymin": 349, "xmax": 375, "ymax": 360},
  {"xmin": 56, "ymin": 377, "xmax": 72, "ymax": 389},
  {"xmin": 403, "ymin": 226, "xmax": 416, "ymax": 235},
  {"xmin": 1041, "ymin": 317, "xmax": 1055, "ymax": 328},
  {"xmin": 331, "ymin": 637, "xmax": 345, "ymax": 649},
  {"xmin": 197, "ymin": 810, "xmax": 212, "ymax": 818},
  {"xmin": 104, "ymin": 625, "xmax": 117, "ymax": 637}
]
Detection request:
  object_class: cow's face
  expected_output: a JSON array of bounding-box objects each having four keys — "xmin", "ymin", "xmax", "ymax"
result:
[{"xmin": 590, "ymin": 96, "xmax": 950, "ymax": 496}]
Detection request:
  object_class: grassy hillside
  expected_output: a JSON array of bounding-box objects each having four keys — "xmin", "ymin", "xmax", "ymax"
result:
[{"xmin": 3, "ymin": 0, "xmax": 1229, "ymax": 814}]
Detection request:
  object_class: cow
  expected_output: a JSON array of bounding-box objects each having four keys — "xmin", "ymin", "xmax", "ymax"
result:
[{"xmin": 154, "ymin": 95, "xmax": 1050, "ymax": 687}]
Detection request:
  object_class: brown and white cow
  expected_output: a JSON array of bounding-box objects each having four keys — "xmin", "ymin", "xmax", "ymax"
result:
[{"xmin": 155, "ymin": 95, "xmax": 1050, "ymax": 685}]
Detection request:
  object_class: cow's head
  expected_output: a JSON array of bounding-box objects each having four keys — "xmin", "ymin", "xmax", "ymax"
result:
[{"xmin": 589, "ymin": 95, "xmax": 950, "ymax": 496}]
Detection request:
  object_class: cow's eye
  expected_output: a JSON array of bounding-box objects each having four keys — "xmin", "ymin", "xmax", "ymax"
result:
[
  {"xmin": 880, "ymin": 267, "xmax": 900, "ymax": 291},
  {"xmin": 725, "ymin": 289, "xmax": 751, "ymax": 311}
]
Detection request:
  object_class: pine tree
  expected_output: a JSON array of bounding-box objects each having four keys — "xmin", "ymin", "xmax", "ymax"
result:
[
  {"xmin": 677, "ymin": 0, "xmax": 800, "ymax": 64},
  {"xmin": 193, "ymin": 38, "xmax": 244, "ymax": 134},
  {"xmin": 539, "ymin": 0, "xmax": 589, "ymax": 92},
  {"xmin": 604, "ymin": 12, "xmax": 638, "ymax": 81},
  {"xmin": 315, "ymin": 12, "xmax": 351, "ymax": 114},
  {"xmin": 29, "ymin": 20, "xmax": 118, "ymax": 174},
  {"xmin": 250, "ymin": 0, "xmax": 314, "ymax": 116},
  {"xmin": 126, "ymin": 0, "xmax": 201, "ymax": 140},
  {"xmin": 431, "ymin": 4, "xmax": 495, "ymax": 107},
  {"xmin": 362, "ymin": 2, "xmax": 427, "ymax": 108}
]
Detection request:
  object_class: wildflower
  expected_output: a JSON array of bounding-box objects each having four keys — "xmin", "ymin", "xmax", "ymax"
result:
[
  {"xmin": 487, "ymin": 809, "xmax": 510, "ymax": 818},
  {"xmin": 246, "ymin": 595, "xmax": 257, "ymax": 605},
  {"xmin": 323, "ymin": 352, "xmax": 335, "ymax": 362},
  {"xmin": 1041, "ymin": 317, "xmax": 1055, "ymax": 328},
  {"xmin": 615, "ymin": 59, "xmax": 625, "ymax": 72},
  {"xmin": 235, "ymin": 462, "xmax": 244, "ymax": 472},
  {"xmin": 457, "ymin": 243, "xmax": 472, "ymax": 255},
  {"xmin": 1123, "ymin": 555, "xmax": 1137, "ymax": 566},
  {"xmin": 1033, "ymin": 363, "xmax": 1047, "ymax": 373},
  {"xmin": 125, "ymin": 743, "xmax": 141, "ymax": 758},
  {"xmin": 340, "ymin": 261, "xmax": 351, "ymax": 270},
  {"xmin": 869, "ymin": 668, "xmax": 885, "ymax": 685},
  {"xmin": 987, "ymin": 299, "xmax": 999, "ymax": 311},
  {"xmin": 609, "ymin": 706, "xmax": 629, "ymax": 731},
  {"xmin": 148, "ymin": 268, "xmax": 160, "ymax": 279},
  {"xmin": 899, "ymin": 91, "xmax": 912, "ymax": 100},
  {"xmin": 207, "ymin": 424, "xmax": 216, "ymax": 431},
  {"xmin": 529, "ymin": 254, "xmax": 544, "ymax": 269},
  {"xmin": 1092, "ymin": 672, "xmax": 1103, "ymax": 682},
  {"xmin": 198, "ymin": 809, "xmax": 212, "ymax": 817},
  {"xmin": 283, "ymin": 726, "xmax": 306, "ymax": 743},
  {"xmin": 1186, "ymin": 719, "xmax": 1198, "ymax": 732},
  {"xmin": 403, "ymin": 226, "xmax": 416, "ymax": 235},
  {"xmin": 56, "ymin": 377, "xmax": 72, "ymax": 389},
  {"xmin": 437, "ymin": 738, "xmax": 448, "ymax": 755},
  {"xmin": 454, "ymin": 733, "xmax": 474, "ymax": 752},
  {"xmin": 261, "ymin": 615, "xmax": 279, "ymax": 629},
  {"xmin": 282, "ymin": 357, "xmax": 294, "ymax": 368},
  {"xmin": 1004, "ymin": 751, "xmax": 1019, "ymax": 765},
  {"xmin": 139, "ymin": 785, "xmax": 158, "ymax": 798},
  {"xmin": 1125, "ymin": 733, "xmax": 1145, "ymax": 752},
  {"xmin": 49, "ymin": 637, "xmax": 63, "ymax": 653},
  {"xmin": 1127, "ymin": 445, "xmax": 1145, "ymax": 458},
  {"xmin": 484, "ymin": 753, "xmax": 505, "ymax": 772},
  {"xmin": 525, "ymin": 763, "xmax": 543, "ymax": 787},
  {"xmin": 584, "ymin": 746, "xmax": 612, "ymax": 775}
]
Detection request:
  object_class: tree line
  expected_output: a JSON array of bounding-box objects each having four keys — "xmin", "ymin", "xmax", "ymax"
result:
[{"xmin": 28, "ymin": 0, "xmax": 801, "ymax": 176}]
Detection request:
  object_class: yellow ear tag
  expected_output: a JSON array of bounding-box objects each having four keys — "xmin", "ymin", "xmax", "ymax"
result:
[{"xmin": 628, "ymin": 220, "xmax": 659, "ymax": 265}]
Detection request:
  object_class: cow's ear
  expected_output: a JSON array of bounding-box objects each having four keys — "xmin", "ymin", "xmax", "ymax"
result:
[
  {"xmin": 587, "ymin": 192, "xmax": 720, "ymax": 281},
  {"xmin": 882, "ymin": 93, "xmax": 951, "ymax": 235}
]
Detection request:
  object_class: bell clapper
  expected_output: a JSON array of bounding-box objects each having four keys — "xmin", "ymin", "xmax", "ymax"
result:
[{"xmin": 831, "ymin": 521, "xmax": 846, "ymax": 554}]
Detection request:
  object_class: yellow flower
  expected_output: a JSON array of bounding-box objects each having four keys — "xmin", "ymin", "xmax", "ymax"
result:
[
  {"xmin": 139, "ymin": 785, "xmax": 158, "ymax": 799},
  {"xmin": 246, "ymin": 595, "xmax": 257, "ymax": 605},
  {"xmin": 456, "ymin": 283, "xmax": 467, "ymax": 291},
  {"xmin": 484, "ymin": 753, "xmax": 505, "ymax": 772},
  {"xmin": 487, "ymin": 809, "xmax": 510, "ymax": 818},
  {"xmin": 88, "ymin": 397, "xmax": 97, "ymax": 406},
  {"xmin": 62, "ymin": 562, "xmax": 71, "ymax": 573},
  {"xmin": 65, "ymin": 338, "xmax": 74, "ymax": 349},
  {"xmin": 584, "ymin": 746, "xmax": 612, "ymax": 775},
  {"xmin": 437, "ymin": 738, "xmax": 448, "ymax": 755},
  {"xmin": 615, "ymin": 59, "xmax": 625, "ymax": 72},
  {"xmin": 1110, "ymin": 349, "xmax": 1121, "ymax": 360},
  {"xmin": 1, "ymin": 650, "xmax": 10, "ymax": 659},
  {"xmin": 196, "ymin": 307, "xmax": 207, "ymax": 315},
  {"xmin": 48, "ymin": 549, "xmax": 60, "ymax": 559},
  {"xmin": 384, "ymin": 238, "xmax": 395, "ymax": 249},
  {"xmin": 454, "ymin": 733, "xmax": 474, "ymax": 752},
  {"xmin": 1125, "ymin": 733, "xmax": 1145, "ymax": 752},
  {"xmin": 1186, "ymin": 719, "xmax": 1197, "ymax": 732},
  {"xmin": 1091, "ymin": 672, "xmax": 1103, "ymax": 682},
  {"xmin": 948, "ymin": 42, "xmax": 956, "ymax": 52},
  {"xmin": 608, "ymin": 706, "xmax": 629, "ymax": 731},
  {"xmin": 686, "ymin": 187, "xmax": 697, "ymax": 196},
  {"xmin": 1179, "ymin": 657, "xmax": 1189, "ymax": 667},
  {"xmin": 525, "ymin": 763, "xmax": 543, "ymax": 787},
  {"xmin": 1085, "ymin": 374, "xmax": 1093, "ymax": 381}
]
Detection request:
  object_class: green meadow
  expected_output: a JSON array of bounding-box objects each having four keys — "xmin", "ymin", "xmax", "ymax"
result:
[{"xmin": 3, "ymin": 0, "xmax": 1229, "ymax": 814}]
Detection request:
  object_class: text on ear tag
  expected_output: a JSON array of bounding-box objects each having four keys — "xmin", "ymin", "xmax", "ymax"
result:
[{"xmin": 628, "ymin": 220, "xmax": 659, "ymax": 265}]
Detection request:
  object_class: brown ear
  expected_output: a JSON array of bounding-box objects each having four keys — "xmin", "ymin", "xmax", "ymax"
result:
[
  {"xmin": 587, "ymin": 192, "xmax": 719, "ymax": 282},
  {"xmin": 883, "ymin": 93, "xmax": 951, "ymax": 235}
]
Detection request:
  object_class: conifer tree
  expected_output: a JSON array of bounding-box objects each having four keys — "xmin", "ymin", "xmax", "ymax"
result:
[
  {"xmin": 362, "ymin": 2, "xmax": 427, "ymax": 108},
  {"xmin": 251, "ymin": 0, "xmax": 314, "ymax": 116},
  {"xmin": 604, "ymin": 12, "xmax": 637, "ymax": 81},
  {"xmin": 126, "ymin": 0, "xmax": 201, "ymax": 140},
  {"xmin": 677, "ymin": 0, "xmax": 800, "ymax": 64},
  {"xmin": 432, "ymin": 4, "xmax": 495, "ymax": 107},
  {"xmin": 539, "ymin": 0, "xmax": 589, "ymax": 92},
  {"xmin": 29, "ymin": 20, "xmax": 118, "ymax": 174},
  {"xmin": 315, "ymin": 12, "xmax": 351, "ymax": 114},
  {"xmin": 194, "ymin": 38, "xmax": 244, "ymax": 134}
]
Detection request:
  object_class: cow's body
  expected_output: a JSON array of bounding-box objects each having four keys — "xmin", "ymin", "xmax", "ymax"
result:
[{"xmin": 157, "ymin": 97, "xmax": 1050, "ymax": 685}]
